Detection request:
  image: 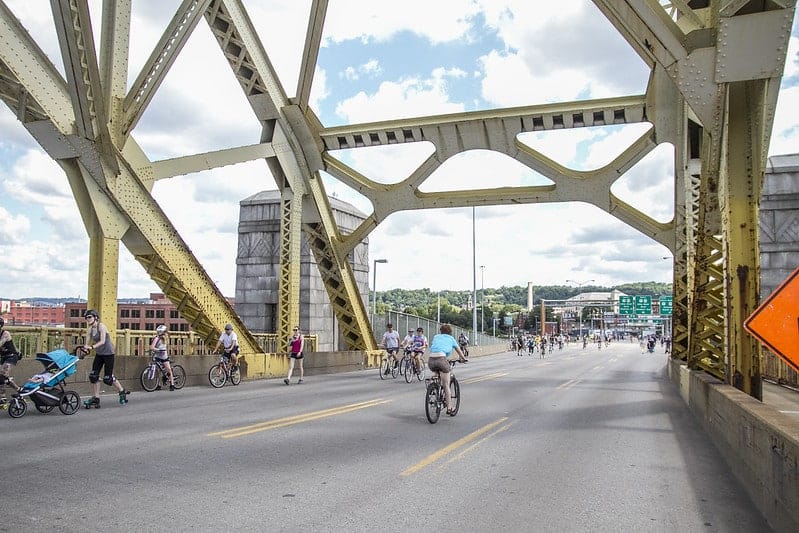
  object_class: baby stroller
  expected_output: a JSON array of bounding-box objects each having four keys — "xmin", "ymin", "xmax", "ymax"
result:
[{"xmin": 6, "ymin": 349, "xmax": 81, "ymax": 418}]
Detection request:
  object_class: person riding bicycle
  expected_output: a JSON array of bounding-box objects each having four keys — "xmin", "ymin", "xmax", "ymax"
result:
[
  {"xmin": 150, "ymin": 325, "xmax": 175, "ymax": 391},
  {"xmin": 0, "ymin": 316, "xmax": 21, "ymax": 403},
  {"xmin": 428, "ymin": 324, "xmax": 467, "ymax": 415},
  {"xmin": 213, "ymin": 323, "xmax": 240, "ymax": 369},
  {"xmin": 457, "ymin": 332, "xmax": 469, "ymax": 350},
  {"xmin": 379, "ymin": 323, "xmax": 401, "ymax": 375},
  {"xmin": 411, "ymin": 327, "xmax": 428, "ymax": 374}
]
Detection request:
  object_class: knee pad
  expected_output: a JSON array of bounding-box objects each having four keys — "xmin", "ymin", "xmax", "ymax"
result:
[
  {"xmin": 102, "ymin": 375, "xmax": 115, "ymax": 386},
  {"xmin": 89, "ymin": 371, "xmax": 100, "ymax": 384}
]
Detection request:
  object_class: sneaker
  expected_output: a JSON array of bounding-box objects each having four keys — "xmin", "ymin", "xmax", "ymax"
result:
[
  {"xmin": 297, "ymin": 379, "xmax": 303, "ymax": 384},
  {"xmin": 169, "ymin": 384, "xmax": 175, "ymax": 391},
  {"xmin": 283, "ymin": 378, "xmax": 290, "ymax": 385}
]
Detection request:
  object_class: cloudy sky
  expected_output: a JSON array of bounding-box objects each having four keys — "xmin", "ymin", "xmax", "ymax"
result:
[{"xmin": 1, "ymin": 1, "xmax": 798, "ymax": 300}]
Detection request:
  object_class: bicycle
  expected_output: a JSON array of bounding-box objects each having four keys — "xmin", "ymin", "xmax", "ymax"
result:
[
  {"xmin": 208, "ymin": 353, "xmax": 242, "ymax": 388},
  {"xmin": 379, "ymin": 349, "xmax": 400, "ymax": 380},
  {"xmin": 140, "ymin": 355, "xmax": 186, "ymax": 392},
  {"xmin": 424, "ymin": 359, "xmax": 463, "ymax": 424},
  {"xmin": 401, "ymin": 348, "xmax": 426, "ymax": 383}
]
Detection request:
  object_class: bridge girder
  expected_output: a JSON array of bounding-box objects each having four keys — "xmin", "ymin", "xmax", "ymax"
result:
[{"xmin": 0, "ymin": 1, "xmax": 794, "ymax": 395}]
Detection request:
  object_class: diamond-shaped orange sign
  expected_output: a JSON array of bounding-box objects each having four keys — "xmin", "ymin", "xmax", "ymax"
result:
[{"xmin": 744, "ymin": 265, "xmax": 799, "ymax": 373}]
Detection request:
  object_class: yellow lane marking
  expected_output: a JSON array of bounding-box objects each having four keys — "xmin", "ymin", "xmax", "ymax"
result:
[
  {"xmin": 208, "ymin": 399, "xmax": 390, "ymax": 439},
  {"xmin": 461, "ymin": 372, "xmax": 508, "ymax": 384},
  {"xmin": 557, "ymin": 378, "xmax": 581, "ymax": 390},
  {"xmin": 400, "ymin": 417, "xmax": 509, "ymax": 477},
  {"xmin": 443, "ymin": 420, "xmax": 515, "ymax": 468}
]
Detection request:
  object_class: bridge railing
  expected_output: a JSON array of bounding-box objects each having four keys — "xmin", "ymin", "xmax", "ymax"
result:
[
  {"xmin": 763, "ymin": 351, "xmax": 798, "ymax": 387},
  {"xmin": 372, "ymin": 310, "xmax": 504, "ymax": 347},
  {"xmin": 2, "ymin": 326, "xmax": 317, "ymax": 357}
]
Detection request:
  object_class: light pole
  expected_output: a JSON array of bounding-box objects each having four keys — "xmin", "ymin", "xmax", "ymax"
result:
[
  {"xmin": 566, "ymin": 278, "xmax": 594, "ymax": 338},
  {"xmin": 472, "ymin": 206, "xmax": 477, "ymax": 344},
  {"xmin": 372, "ymin": 258, "xmax": 387, "ymax": 323},
  {"xmin": 480, "ymin": 265, "xmax": 485, "ymax": 334}
]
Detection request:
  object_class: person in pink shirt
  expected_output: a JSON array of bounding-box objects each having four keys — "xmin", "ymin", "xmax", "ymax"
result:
[{"xmin": 284, "ymin": 326, "xmax": 305, "ymax": 385}]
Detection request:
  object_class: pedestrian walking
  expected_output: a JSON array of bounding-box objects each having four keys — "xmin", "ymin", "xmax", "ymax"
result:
[{"xmin": 284, "ymin": 326, "xmax": 304, "ymax": 385}]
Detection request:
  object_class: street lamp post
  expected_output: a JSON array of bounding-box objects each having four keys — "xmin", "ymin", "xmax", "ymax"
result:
[
  {"xmin": 372, "ymin": 259, "xmax": 387, "ymax": 323},
  {"xmin": 566, "ymin": 278, "xmax": 595, "ymax": 339},
  {"xmin": 480, "ymin": 265, "xmax": 485, "ymax": 334}
]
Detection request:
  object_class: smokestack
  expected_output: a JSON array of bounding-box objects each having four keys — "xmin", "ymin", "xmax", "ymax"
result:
[{"xmin": 527, "ymin": 282, "xmax": 534, "ymax": 311}]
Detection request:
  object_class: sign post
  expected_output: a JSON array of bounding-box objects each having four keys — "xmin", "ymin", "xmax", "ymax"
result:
[{"xmin": 744, "ymin": 265, "xmax": 799, "ymax": 373}]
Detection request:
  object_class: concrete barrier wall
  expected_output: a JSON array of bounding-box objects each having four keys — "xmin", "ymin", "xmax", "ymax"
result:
[{"xmin": 668, "ymin": 360, "xmax": 799, "ymax": 532}]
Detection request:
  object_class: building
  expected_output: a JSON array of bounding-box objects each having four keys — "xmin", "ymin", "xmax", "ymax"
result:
[
  {"xmin": 64, "ymin": 293, "xmax": 205, "ymax": 331},
  {"xmin": 4, "ymin": 300, "xmax": 65, "ymax": 326}
]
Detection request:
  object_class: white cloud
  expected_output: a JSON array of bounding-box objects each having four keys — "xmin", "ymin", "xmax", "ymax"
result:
[
  {"xmin": 3, "ymin": 150, "xmax": 70, "ymax": 206},
  {"xmin": 0, "ymin": 207, "xmax": 30, "ymax": 244},
  {"xmin": 323, "ymin": 0, "xmax": 482, "ymax": 45}
]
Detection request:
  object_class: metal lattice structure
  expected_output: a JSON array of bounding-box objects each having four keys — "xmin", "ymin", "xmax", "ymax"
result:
[{"xmin": 0, "ymin": 1, "xmax": 794, "ymax": 396}]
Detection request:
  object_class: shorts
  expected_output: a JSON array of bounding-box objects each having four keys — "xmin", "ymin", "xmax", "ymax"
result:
[
  {"xmin": 91, "ymin": 353, "xmax": 116, "ymax": 376},
  {"xmin": 290, "ymin": 352, "xmax": 304, "ymax": 360},
  {"xmin": 155, "ymin": 356, "xmax": 170, "ymax": 364},
  {"xmin": 427, "ymin": 355, "xmax": 450, "ymax": 374},
  {"xmin": 386, "ymin": 348, "xmax": 399, "ymax": 355},
  {"xmin": 1, "ymin": 354, "xmax": 19, "ymax": 366}
]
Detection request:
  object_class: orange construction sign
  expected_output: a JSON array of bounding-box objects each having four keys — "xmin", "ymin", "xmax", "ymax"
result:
[{"xmin": 744, "ymin": 265, "xmax": 799, "ymax": 373}]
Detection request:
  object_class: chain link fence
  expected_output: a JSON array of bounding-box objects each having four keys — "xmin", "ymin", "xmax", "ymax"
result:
[{"xmin": 372, "ymin": 310, "xmax": 503, "ymax": 347}]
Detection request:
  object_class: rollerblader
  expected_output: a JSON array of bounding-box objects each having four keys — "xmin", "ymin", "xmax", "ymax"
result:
[{"xmin": 80, "ymin": 309, "xmax": 130, "ymax": 408}]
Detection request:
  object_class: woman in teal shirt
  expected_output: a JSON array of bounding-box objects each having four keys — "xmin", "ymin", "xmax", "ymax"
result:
[{"xmin": 428, "ymin": 324, "xmax": 467, "ymax": 415}]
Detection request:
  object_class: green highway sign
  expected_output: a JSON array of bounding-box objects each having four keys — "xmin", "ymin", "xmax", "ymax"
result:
[
  {"xmin": 619, "ymin": 295, "xmax": 634, "ymax": 315},
  {"xmin": 659, "ymin": 295, "xmax": 673, "ymax": 316},
  {"xmin": 634, "ymin": 295, "xmax": 652, "ymax": 315}
]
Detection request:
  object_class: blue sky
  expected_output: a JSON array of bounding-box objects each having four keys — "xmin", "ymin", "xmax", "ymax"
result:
[{"xmin": 0, "ymin": 1, "xmax": 798, "ymax": 300}]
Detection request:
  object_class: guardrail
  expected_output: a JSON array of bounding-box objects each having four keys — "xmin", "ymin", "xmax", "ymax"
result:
[
  {"xmin": 2, "ymin": 326, "xmax": 317, "ymax": 357},
  {"xmin": 372, "ymin": 310, "xmax": 504, "ymax": 347}
]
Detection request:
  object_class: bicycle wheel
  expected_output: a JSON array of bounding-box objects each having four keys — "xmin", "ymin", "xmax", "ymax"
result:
[
  {"xmin": 425, "ymin": 382, "xmax": 441, "ymax": 424},
  {"xmin": 448, "ymin": 377, "xmax": 460, "ymax": 416},
  {"xmin": 140, "ymin": 365, "xmax": 159, "ymax": 392},
  {"xmin": 35, "ymin": 404, "xmax": 56, "ymax": 414},
  {"xmin": 403, "ymin": 358, "xmax": 413, "ymax": 383},
  {"xmin": 390, "ymin": 357, "xmax": 399, "ymax": 379},
  {"xmin": 8, "ymin": 398, "xmax": 26, "ymax": 418},
  {"xmin": 416, "ymin": 359, "xmax": 426, "ymax": 381},
  {"xmin": 379, "ymin": 357, "xmax": 390, "ymax": 380},
  {"xmin": 172, "ymin": 365, "xmax": 187, "ymax": 389},
  {"xmin": 208, "ymin": 364, "xmax": 226, "ymax": 388},
  {"xmin": 229, "ymin": 366, "xmax": 242, "ymax": 385},
  {"xmin": 59, "ymin": 391, "xmax": 80, "ymax": 415}
]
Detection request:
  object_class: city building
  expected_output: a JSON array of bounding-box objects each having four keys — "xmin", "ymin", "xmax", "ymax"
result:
[
  {"xmin": 64, "ymin": 293, "xmax": 209, "ymax": 331},
  {"xmin": 3, "ymin": 300, "xmax": 65, "ymax": 326}
]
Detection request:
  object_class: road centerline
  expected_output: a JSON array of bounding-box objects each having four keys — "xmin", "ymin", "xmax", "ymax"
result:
[{"xmin": 208, "ymin": 398, "xmax": 390, "ymax": 439}]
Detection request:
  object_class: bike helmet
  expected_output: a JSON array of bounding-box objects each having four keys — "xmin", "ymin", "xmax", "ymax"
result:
[
  {"xmin": 83, "ymin": 309, "xmax": 99, "ymax": 319},
  {"xmin": 224, "ymin": 323, "xmax": 233, "ymax": 331},
  {"xmin": 156, "ymin": 325, "xmax": 168, "ymax": 335}
]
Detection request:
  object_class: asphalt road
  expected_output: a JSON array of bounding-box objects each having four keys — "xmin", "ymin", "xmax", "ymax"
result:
[{"xmin": 1, "ymin": 342, "xmax": 770, "ymax": 532}]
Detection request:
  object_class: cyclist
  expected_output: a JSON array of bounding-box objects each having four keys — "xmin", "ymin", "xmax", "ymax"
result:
[
  {"xmin": 150, "ymin": 325, "xmax": 175, "ymax": 391},
  {"xmin": 428, "ymin": 324, "xmax": 467, "ymax": 415},
  {"xmin": 213, "ymin": 323, "xmax": 240, "ymax": 369},
  {"xmin": 81, "ymin": 309, "xmax": 130, "ymax": 407},
  {"xmin": 284, "ymin": 326, "xmax": 304, "ymax": 385},
  {"xmin": 411, "ymin": 327, "xmax": 428, "ymax": 374},
  {"xmin": 457, "ymin": 332, "xmax": 469, "ymax": 351},
  {"xmin": 379, "ymin": 323, "xmax": 401, "ymax": 375},
  {"xmin": 0, "ymin": 316, "xmax": 21, "ymax": 403}
]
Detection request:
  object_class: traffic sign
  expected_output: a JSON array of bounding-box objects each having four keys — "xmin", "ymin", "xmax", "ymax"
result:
[
  {"xmin": 634, "ymin": 295, "xmax": 652, "ymax": 315},
  {"xmin": 659, "ymin": 295, "xmax": 673, "ymax": 316},
  {"xmin": 619, "ymin": 295, "xmax": 634, "ymax": 315},
  {"xmin": 744, "ymin": 265, "xmax": 799, "ymax": 373}
]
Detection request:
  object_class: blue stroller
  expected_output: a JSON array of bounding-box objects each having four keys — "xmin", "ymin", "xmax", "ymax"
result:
[{"xmin": 6, "ymin": 349, "xmax": 81, "ymax": 418}]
